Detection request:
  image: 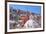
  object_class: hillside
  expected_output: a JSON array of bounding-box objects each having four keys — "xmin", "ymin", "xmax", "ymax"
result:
[{"xmin": 9, "ymin": 8, "xmax": 41, "ymax": 29}]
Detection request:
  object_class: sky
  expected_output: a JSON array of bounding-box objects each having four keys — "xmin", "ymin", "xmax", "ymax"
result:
[{"xmin": 9, "ymin": 4, "xmax": 41, "ymax": 15}]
